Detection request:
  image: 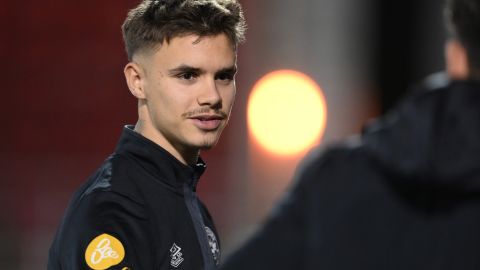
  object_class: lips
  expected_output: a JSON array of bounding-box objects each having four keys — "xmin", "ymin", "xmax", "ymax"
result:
[{"xmin": 189, "ymin": 114, "xmax": 225, "ymax": 131}]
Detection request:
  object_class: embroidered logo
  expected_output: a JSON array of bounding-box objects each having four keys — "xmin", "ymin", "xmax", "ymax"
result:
[
  {"xmin": 85, "ymin": 233, "xmax": 125, "ymax": 270},
  {"xmin": 170, "ymin": 243, "xmax": 184, "ymax": 268},
  {"xmin": 205, "ymin": 226, "xmax": 220, "ymax": 265}
]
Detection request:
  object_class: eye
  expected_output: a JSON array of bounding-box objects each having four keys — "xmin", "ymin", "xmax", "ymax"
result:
[
  {"xmin": 215, "ymin": 72, "xmax": 235, "ymax": 82},
  {"xmin": 177, "ymin": 72, "xmax": 198, "ymax": 80}
]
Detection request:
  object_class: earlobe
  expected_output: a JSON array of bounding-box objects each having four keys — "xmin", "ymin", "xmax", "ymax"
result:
[
  {"xmin": 124, "ymin": 62, "xmax": 146, "ymax": 99},
  {"xmin": 446, "ymin": 40, "xmax": 469, "ymax": 80}
]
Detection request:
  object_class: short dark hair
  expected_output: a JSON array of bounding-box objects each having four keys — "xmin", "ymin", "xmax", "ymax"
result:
[
  {"xmin": 122, "ymin": 0, "xmax": 247, "ymax": 60},
  {"xmin": 445, "ymin": 0, "xmax": 480, "ymax": 76}
]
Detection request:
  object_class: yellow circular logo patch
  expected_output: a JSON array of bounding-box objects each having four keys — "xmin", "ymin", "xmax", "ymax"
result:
[{"xmin": 85, "ymin": 233, "xmax": 125, "ymax": 270}]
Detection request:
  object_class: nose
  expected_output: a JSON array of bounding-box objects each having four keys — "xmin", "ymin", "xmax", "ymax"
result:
[{"xmin": 197, "ymin": 78, "xmax": 222, "ymax": 108}]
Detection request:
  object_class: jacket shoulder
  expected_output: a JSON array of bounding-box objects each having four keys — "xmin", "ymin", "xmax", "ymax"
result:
[
  {"xmin": 48, "ymin": 154, "xmax": 155, "ymax": 269},
  {"xmin": 77, "ymin": 154, "xmax": 146, "ymax": 205},
  {"xmin": 49, "ymin": 188, "xmax": 153, "ymax": 269}
]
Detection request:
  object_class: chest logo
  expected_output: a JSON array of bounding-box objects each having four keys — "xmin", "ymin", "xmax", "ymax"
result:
[
  {"xmin": 170, "ymin": 243, "xmax": 184, "ymax": 268},
  {"xmin": 205, "ymin": 226, "xmax": 220, "ymax": 265},
  {"xmin": 85, "ymin": 233, "xmax": 125, "ymax": 270}
]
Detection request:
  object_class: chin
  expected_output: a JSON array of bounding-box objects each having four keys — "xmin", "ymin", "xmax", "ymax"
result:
[
  {"xmin": 199, "ymin": 140, "xmax": 217, "ymax": 150},
  {"xmin": 199, "ymin": 145, "xmax": 215, "ymax": 150},
  {"xmin": 189, "ymin": 130, "xmax": 222, "ymax": 149},
  {"xmin": 196, "ymin": 136, "xmax": 220, "ymax": 150}
]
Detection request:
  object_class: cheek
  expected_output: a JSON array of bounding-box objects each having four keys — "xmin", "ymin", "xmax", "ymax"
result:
[
  {"xmin": 222, "ymin": 87, "xmax": 236, "ymax": 109},
  {"xmin": 149, "ymin": 82, "xmax": 187, "ymax": 113}
]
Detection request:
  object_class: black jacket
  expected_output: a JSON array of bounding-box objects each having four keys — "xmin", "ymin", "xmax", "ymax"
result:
[
  {"xmin": 222, "ymin": 74, "xmax": 480, "ymax": 270},
  {"xmin": 48, "ymin": 126, "xmax": 220, "ymax": 270}
]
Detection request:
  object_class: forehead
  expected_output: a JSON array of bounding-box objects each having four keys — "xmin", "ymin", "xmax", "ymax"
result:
[{"xmin": 149, "ymin": 34, "xmax": 236, "ymax": 67}]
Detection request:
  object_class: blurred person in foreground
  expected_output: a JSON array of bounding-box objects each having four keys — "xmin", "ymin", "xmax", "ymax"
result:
[
  {"xmin": 48, "ymin": 0, "xmax": 246, "ymax": 269},
  {"xmin": 222, "ymin": 0, "xmax": 480, "ymax": 269}
]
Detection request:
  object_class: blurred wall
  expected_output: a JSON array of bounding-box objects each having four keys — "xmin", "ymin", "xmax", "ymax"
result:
[
  {"xmin": 1, "ymin": 1, "xmax": 138, "ymax": 268},
  {"xmin": 221, "ymin": 0, "xmax": 379, "ymax": 254}
]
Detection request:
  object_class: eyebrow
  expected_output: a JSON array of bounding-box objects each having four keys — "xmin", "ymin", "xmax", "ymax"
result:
[
  {"xmin": 216, "ymin": 66, "xmax": 237, "ymax": 76},
  {"xmin": 167, "ymin": 64, "xmax": 237, "ymax": 76},
  {"xmin": 168, "ymin": 65, "xmax": 202, "ymax": 76}
]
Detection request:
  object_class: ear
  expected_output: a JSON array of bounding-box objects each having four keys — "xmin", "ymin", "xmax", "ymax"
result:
[
  {"xmin": 446, "ymin": 39, "xmax": 469, "ymax": 80},
  {"xmin": 124, "ymin": 62, "xmax": 147, "ymax": 99}
]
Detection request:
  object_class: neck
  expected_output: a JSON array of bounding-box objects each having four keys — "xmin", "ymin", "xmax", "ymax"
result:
[{"xmin": 134, "ymin": 120, "xmax": 199, "ymax": 166}]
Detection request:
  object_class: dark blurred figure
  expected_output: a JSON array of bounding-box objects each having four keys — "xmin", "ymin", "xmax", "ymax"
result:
[{"xmin": 222, "ymin": 0, "xmax": 480, "ymax": 269}]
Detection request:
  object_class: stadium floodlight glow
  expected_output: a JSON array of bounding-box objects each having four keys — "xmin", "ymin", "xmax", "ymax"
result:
[{"xmin": 247, "ymin": 70, "xmax": 327, "ymax": 156}]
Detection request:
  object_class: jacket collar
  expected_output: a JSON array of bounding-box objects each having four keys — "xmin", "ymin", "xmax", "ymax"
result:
[{"xmin": 114, "ymin": 125, "xmax": 207, "ymax": 191}]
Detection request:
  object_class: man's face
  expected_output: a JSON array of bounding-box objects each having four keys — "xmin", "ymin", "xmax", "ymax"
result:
[{"xmin": 137, "ymin": 34, "xmax": 237, "ymax": 158}]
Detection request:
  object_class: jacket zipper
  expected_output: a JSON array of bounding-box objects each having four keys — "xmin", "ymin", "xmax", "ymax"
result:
[{"xmin": 183, "ymin": 178, "xmax": 216, "ymax": 270}]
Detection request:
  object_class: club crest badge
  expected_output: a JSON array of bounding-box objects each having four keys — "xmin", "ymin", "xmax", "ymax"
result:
[{"xmin": 205, "ymin": 226, "xmax": 220, "ymax": 265}]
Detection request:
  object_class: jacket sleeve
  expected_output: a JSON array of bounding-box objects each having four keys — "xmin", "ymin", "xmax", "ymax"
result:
[
  {"xmin": 221, "ymin": 167, "xmax": 312, "ymax": 270},
  {"xmin": 51, "ymin": 191, "xmax": 158, "ymax": 270}
]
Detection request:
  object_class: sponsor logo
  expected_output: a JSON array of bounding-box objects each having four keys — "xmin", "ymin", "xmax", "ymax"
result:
[
  {"xmin": 85, "ymin": 233, "xmax": 125, "ymax": 270},
  {"xmin": 170, "ymin": 243, "xmax": 184, "ymax": 268},
  {"xmin": 205, "ymin": 226, "xmax": 220, "ymax": 265}
]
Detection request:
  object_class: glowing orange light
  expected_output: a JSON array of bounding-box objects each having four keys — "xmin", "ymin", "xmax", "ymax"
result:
[{"xmin": 247, "ymin": 70, "xmax": 327, "ymax": 156}]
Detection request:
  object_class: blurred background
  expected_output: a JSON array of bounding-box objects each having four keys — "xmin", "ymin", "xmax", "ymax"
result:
[{"xmin": 0, "ymin": 0, "xmax": 446, "ymax": 268}]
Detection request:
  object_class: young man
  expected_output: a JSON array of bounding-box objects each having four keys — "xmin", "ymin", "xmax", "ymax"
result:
[
  {"xmin": 48, "ymin": 1, "xmax": 246, "ymax": 269},
  {"xmin": 222, "ymin": 0, "xmax": 480, "ymax": 269}
]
